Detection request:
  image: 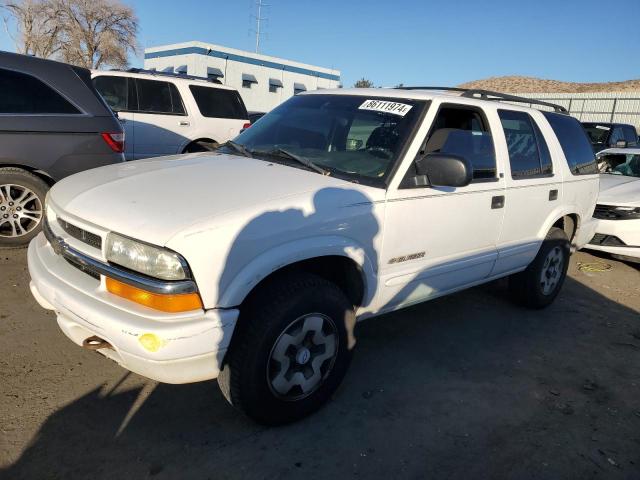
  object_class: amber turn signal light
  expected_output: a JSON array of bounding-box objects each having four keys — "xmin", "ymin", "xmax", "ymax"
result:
[{"xmin": 105, "ymin": 277, "xmax": 203, "ymax": 313}]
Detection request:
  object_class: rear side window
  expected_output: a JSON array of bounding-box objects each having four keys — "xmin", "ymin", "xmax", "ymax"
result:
[
  {"xmin": 543, "ymin": 112, "xmax": 597, "ymax": 175},
  {"xmin": 93, "ymin": 76, "xmax": 130, "ymax": 112},
  {"xmin": 499, "ymin": 110, "xmax": 552, "ymax": 178},
  {"xmin": 136, "ymin": 79, "xmax": 185, "ymax": 115},
  {"xmin": 0, "ymin": 68, "xmax": 80, "ymax": 114},
  {"xmin": 189, "ymin": 85, "xmax": 248, "ymax": 119}
]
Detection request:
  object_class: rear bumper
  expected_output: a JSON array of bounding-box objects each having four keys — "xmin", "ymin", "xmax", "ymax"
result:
[{"xmin": 28, "ymin": 233, "xmax": 238, "ymax": 384}]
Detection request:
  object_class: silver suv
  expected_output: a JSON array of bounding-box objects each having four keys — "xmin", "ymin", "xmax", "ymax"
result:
[{"xmin": 0, "ymin": 52, "xmax": 124, "ymax": 248}]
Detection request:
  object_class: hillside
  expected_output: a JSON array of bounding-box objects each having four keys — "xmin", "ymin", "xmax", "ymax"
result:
[{"xmin": 457, "ymin": 76, "xmax": 640, "ymax": 93}]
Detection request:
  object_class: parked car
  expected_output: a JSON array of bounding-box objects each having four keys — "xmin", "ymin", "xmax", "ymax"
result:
[
  {"xmin": 248, "ymin": 111, "xmax": 266, "ymax": 124},
  {"xmin": 585, "ymin": 148, "xmax": 640, "ymax": 262},
  {"xmin": 28, "ymin": 88, "xmax": 599, "ymax": 424},
  {"xmin": 91, "ymin": 69, "xmax": 250, "ymax": 160},
  {"xmin": 582, "ymin": 122, "xmax": 638, "ymax": 152},
  {"xmin": 0, "ymin": 52, "xmax": 124, "ymax": 248}
]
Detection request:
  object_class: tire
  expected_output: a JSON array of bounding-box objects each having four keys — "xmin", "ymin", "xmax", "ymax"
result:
[
  {"xmin": 183, "ymin": 140, "xmax": 218, "ymax": 153},
  {"xmin": 218, "ymin": 272, "xmax": 356, "ymax": 425},
  {"xmin": 0, "ymin": 168, "xmax": 49, "ymax": 249},
  {"xmin": 508, "ymin": 227, "xmax": 570, "ymax": 309}
]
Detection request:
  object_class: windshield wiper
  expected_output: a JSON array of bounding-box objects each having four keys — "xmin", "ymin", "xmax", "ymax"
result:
[
  {"xmin": 258, "ymin": 148, "xmax": 330, "ymax": 176},
  {"xmin": 218, "ymin": 140, "xmax": 253, "ymax": 158}
]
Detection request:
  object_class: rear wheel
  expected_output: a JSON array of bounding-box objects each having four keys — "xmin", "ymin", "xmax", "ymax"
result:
[
  {"xmin": 218, "ymin": 272, "xmax": 355, "ymax": 425},
  {"xmin": 0, "ymin": 168, "xmax": 49, "ymax": 249},
  {"xmin": 508, "ymin": 227, "xmax": 570, "ymax": 309}
]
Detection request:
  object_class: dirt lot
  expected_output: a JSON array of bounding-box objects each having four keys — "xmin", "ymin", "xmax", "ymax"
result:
[{"xmin": 0, "ymin": 248, "xmax": 638, "ymax": 480}]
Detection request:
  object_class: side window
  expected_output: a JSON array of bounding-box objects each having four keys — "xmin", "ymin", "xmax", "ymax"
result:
[
  {"xmin": 498, "ymin": 110, "xmax": 552, "ymax": 178},
  {"xmin": 0, "ymin": 68, "xmax": 80, "ymax": 114},
  {"xmin": 189, "ymin": 86, "xmax": 248, "ymax": 119},
  {"xmin": 610, "ymin": 127, "xmax": 625, "ymax": 146},
  {"xmin": 136, "ymin": 79, "xmax": 185, "ymax": 115},
  {"xmin": 93, "ymin": 76, "xmax": 128, "ymax": 112},
  {"xmin": 543, "ymin": 112, "xmax": 597, "ymax": 175},
  {"xmin": 420, "ymin": 105, "xmax": 496, "ymax": 180},
  {"xmin": 623, "ymin": 126, "xmax": 638, "ymax": 145}
]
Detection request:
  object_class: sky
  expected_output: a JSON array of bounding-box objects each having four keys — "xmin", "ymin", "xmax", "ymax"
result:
[{"xmin": 2, "ymin": 0, "xmax": 640, "ymax": 88}]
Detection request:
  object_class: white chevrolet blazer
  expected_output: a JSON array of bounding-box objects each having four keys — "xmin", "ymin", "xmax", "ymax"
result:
[{"xmin": 28, "ymin": 88, "xmax": 599, "ymax": 424}]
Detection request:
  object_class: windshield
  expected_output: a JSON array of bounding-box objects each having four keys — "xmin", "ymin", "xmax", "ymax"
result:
[
  {"xmin": 597, "ymin": 153, "xmax": 640, "ymax": 177},
  {"xmin": 583, "ymin": 123, "xmax": 611, "ymax": 146},
  {"xmin": 229, "ymin": 94, "xmax": 426, "ymax": 184}
]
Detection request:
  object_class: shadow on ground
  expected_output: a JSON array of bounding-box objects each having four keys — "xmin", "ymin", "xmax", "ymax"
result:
[{"xmin": 2, "ymin": 276, "xmax": 639, "ymax": 480}]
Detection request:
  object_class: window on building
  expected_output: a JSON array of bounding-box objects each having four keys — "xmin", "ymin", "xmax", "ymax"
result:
[
  {"xmin": 498, "ymin": 110, "xmax": 552, "ymax": 178},
  {"xmin": 189, "ymin": 85, "xmax": 248, "ymax": 119},
  {"xmin": 293, "ymin": 83, "xmax": 307, "ymax": 95},
  {"xmin": 420, "ymin": 105, "xmax": 496, "ymax": 180},
  {"xmin": 268, "ymin": 78, "xmax": 283, "ymax": 94},
  {"xmin": 0, "ymin": 68, "xmax": 80, "ymax": 114},
  {"xmin": 242, "ymin": 74, "xmax": 258, "ymax": 90},
  {"xmin": 136, "ymin": 79, "xmax": 185, "ymax": 115},
  {"xmin": 543, "ymin": 112, "xmax": 597, "ymax": 175}
]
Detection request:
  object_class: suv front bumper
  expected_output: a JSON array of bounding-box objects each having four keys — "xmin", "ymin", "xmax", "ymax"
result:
[{"xmin": 28, "ymin": 233, "xmax": 238, "ymax": 384}]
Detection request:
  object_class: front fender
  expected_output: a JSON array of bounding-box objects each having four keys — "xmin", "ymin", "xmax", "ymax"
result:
[{"xmin": 217, "ymin": 235, "xmax": 378, "ymax": 308}]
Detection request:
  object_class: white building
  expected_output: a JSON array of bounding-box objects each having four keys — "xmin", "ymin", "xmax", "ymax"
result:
[{"xmin": 144, "ymin": 41, "xmax": 341, "ymax": 113}]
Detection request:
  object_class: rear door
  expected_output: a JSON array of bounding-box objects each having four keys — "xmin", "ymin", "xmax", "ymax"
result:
[
  {"xmin": 132, "ymin": 78, "xmax": 191, "ymax": 158},
  {"xmin": 492, "ymin": 109, "xmax": 560, "ymax": 275},
  {"xmin": 92, "ymin": 75, "xmax": 135, "ymax": 160}
]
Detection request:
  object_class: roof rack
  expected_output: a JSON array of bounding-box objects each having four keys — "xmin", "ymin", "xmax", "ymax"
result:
[
  {"xmin": 111, "ymin": 68, "xmax": 222, "ymax": 84},
  {"xmin": 394, "ymin": 86, "xmax": 568, "ymax": 113}
]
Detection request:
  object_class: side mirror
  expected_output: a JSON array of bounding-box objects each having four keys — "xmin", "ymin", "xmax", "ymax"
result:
[
  {"xmin": 615, "ymin": 140, "xmax": 628, "ymax": 148},
  {"xmin": 415, "ymin": 153, "xmax": 473, "ymax": 187}
]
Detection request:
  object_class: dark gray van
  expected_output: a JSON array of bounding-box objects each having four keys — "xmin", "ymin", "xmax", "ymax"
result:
[{"xmin": 0, "ymin": 51, "xmax": 124, "ymax": 248}]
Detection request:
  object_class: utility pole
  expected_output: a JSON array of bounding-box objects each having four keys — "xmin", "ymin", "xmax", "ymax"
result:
[{"xmin": 253, "ymin": 0, "xmax": 268, "ymax": 54}]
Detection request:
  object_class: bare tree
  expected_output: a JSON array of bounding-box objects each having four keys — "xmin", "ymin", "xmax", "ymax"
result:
[
  {"xmin": 57, "ymin": 0, "xmax": 138, "ymax": 69},
  {"xmin": 1, "ymin": 0, "xmax": 138, "ymax": 69},
  {"xmin": 353, "ymin": 78, "xmax": 374, "ymax": 88},
  {"xmin": 1, "ymin": 0, "xmax": 63, "ymax": 58}
]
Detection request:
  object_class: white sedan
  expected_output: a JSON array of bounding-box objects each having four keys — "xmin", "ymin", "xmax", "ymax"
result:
[{"xmin": 586, "ymin": 148, "xmax": 640, "ymax": 262}]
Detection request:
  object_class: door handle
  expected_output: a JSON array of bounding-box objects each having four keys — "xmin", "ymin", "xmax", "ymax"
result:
[
  {"xmin": 549, "ymin": 189, "xmax": 558, "ymax": 201},
  {"xmin": 179, "ymin": 120, "xmax": 190, "ymax": 126},
  {"xmin": 491, "ymin": 195, "xmax": 505, "ymax": 209}
]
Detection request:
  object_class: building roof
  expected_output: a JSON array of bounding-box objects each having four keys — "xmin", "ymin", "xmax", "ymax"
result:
[{"xmin": 145, "ymin": 41, "xmax": 340, "ymax": 82}]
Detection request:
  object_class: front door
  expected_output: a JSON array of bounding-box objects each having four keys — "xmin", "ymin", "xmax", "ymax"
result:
[{"xmin": 377, "ymin": 103, "xmax": 506, "ymax": 312}]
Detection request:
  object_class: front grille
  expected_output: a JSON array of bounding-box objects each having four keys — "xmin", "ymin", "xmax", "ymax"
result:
[
  {"xmin": 589, "ymin": 233, "xmax": 626, "ymax": 247},
  {"xmin": 64, "ymin": 257, "xmax": 101, "ymax": 281},
  {"xmin": 58, "ymin": 218, "xmax": 102, "ymax": 250}
]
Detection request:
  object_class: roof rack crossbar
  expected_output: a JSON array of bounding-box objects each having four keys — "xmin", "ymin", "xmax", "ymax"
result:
[
  {"xmin": 393, "ymin": 86, "xmax": 568, "ymax": 113},
  {"xmin": 109, "ymin": 68, "xmax": 221, "ymax": 84}
]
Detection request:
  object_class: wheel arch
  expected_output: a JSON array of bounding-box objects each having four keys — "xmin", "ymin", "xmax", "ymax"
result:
[
  {"xmin": 216, "ymin": 237, "xmax": 377, "ymax": 309},
  {"xmin": 181, "ymin": 138, "xmax": 218, "ymax": 153},
  {"xmin": 0, "ymin": 163, "xmax": 56, "ymax": 186}
]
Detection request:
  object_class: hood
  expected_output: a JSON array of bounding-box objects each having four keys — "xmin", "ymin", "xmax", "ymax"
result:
[
  {"xmin": 598, "ymin": 174, "xmax": 640, "ymax": 206},
  {"xmin": 49, "ymin": 153, "xmax": 372, "ymax": 246}
]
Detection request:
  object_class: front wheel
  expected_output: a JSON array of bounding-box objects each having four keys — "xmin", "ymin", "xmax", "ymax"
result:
[
  {"xmin": 218, "ymin": 273, "xmax": 356, "ymax": 425},
  {"xmin": 508, "ymin": 227, "xmax": 570, "ymax": 309}
]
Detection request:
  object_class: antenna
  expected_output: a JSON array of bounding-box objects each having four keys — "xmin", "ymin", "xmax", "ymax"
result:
[{"xmin": 251, "ymin": 0, "xmax": 269, "ymax": 53}]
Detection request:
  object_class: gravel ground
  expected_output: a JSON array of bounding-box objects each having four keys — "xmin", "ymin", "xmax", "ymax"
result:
[{"xmin": 0, "ymin": 248, "xmax": 638, "ymax": 480}]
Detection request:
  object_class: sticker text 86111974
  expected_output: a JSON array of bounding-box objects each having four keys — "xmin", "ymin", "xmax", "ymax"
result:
[{"xmin": 359, "ymin": 99, "xmax": 413, "ymax": 117}]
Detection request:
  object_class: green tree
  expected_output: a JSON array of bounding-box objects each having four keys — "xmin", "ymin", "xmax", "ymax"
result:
[{"xmin": 353, "ymin": 78, "xmax": 374, "ymax": 88}]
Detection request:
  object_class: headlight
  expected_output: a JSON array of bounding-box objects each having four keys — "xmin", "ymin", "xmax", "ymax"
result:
[
  {"xmin": 105, "ymin": 232, "xmax": 188, "ymax": 281},
  {"xmin": 612, "ymin": 206, "xmax": 640, "ymax": 219}
]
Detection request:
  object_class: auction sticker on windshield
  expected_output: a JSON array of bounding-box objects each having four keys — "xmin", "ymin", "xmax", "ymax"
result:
[{"xmin": 359, "ymin": 99, "xmax": 413, "ymax": 116}]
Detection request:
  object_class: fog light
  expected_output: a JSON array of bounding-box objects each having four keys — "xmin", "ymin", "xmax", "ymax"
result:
[
  {"xmin": 105, "ymin": 277, "xmax": 203, "ymax": 313},
  {"xmin": 139, "ymin": 333, "xmax": 165, "ymax": 352}
]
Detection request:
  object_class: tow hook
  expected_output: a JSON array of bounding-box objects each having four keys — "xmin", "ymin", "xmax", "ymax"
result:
[{"xmin": 82, "ymin": 335, "xmax": 113, "ymax": 350}]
